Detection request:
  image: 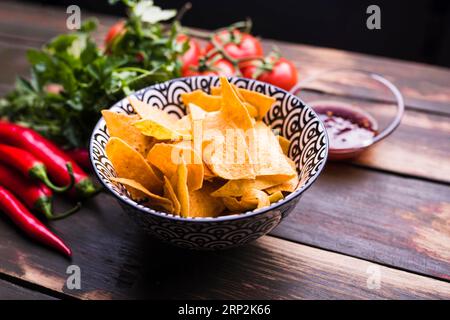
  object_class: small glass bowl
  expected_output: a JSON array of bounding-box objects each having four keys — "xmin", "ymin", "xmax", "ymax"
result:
[{"xmin": 290, "ymin": 68, "xmax": 404, "ymax": 160}]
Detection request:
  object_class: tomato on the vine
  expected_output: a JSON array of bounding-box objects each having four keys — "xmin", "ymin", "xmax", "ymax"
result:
[
  {"xmin": 176, "ymin": 34, "xmax": 203, "ymax": 77},
  {"xmin": 105, "ymin": 20, "xmax": 126, "ymax": 47},
  {"xmin": 241, "ymin": 56, "xmax": 298, "ymax": 91},
  {"xmin": 184, "ymin": 56, "xmax": 236, "ymax": 77},
  {"xmin": 205, "ymin": 29, "xmax": 263, "ymax": 64}
]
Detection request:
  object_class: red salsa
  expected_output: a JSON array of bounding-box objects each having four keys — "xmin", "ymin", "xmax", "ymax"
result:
[{"xmin": 314, "ymin": 104, "xmax": 377, "ymax": 150}]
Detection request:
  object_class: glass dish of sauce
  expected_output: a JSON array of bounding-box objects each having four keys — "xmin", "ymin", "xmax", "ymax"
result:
[{"xmin": 290, "ymin": 69, "xmax": 404, "ymax": 160}]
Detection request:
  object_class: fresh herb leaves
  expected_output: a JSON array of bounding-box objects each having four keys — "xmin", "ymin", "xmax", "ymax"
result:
[{"xmin": 0, "ymin": 1, "xmax": 184, "ymax": 148}]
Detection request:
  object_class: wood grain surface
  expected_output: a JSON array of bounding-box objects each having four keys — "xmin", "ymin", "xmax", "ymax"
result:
[
  {"xmin": 0, "ymin": 1, "xmax": 449, "ymax": 115},
  {"xmin": 0, "ymin": 193, "xmax": 449, "ymax": 300},
  {"xmin": 272, "ymin": 163, "xmax": 450, "ymax": 281},
  {"xmin": 0, "ymin": 0, "xmax": 449, "ymax": 300},
  {"xmin": 0, "ymin": 278, "xmax": 56, "ymax": 300}
]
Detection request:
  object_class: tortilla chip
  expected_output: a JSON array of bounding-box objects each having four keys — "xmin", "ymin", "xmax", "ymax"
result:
[
  {"xmin": 181, "ymin": 90, "xmax": 222, "ymax": 112},
  {"xmin": 147, "ymin": 143, "xmax": 204, "ymax": 191},
  {"xmin": 250, "ymin": 121, "xmax": 296, "ymax": 178},
  {"xmin": 265, "ymin": 158, "xmax": 299, "ymax": 194},
  {"xmin": 104, "ymin": 82, "xmax": 299, "ymax": 217},
  {"xmin": 277, "ymin": 135, "xmax": 291, "ymax": 156},
  {"xmin": 268, "ymin": 191, "xmax": 284, "ymax": 203},
  {"xmin": 189, "ymin": 182, "xmax": 226, "ymax": 217},
  {"xmin": 222, "ymin": 189, "xmax": 270, "ymax": 212},
  {"xmin": 129, "ymin": 97, "xmax": 190, "ymax": 140},
  {"xmin": 106, "ymin": 137, "xmax": 162, "ymax": 194},
  {"xmin": 102, "ymin": 110, "xmax": 154, "ymax": 156},
  {"xmin": 163, "ymin": 176, "xmax": 180, "ymax": 215},
  {"xmin": 219, "ymin": 77, "xmax": 254, "ymax": 130},
  {"xmin": 203, "ymin": 127, "xmax": 256, "ymax": 180},
  {"xmin": 210, "ymin": 175, "xmax": 287, "ymax": 197},
  {"xmin": 133, "ymin": 119, "xmax": 191, "ymax": 140},
  {"xmin": 174, "ymin": 115, "xmax": 192, "ymax": 132},
  {"xmin": 173, "ymin": 157, "xmax": 189, "ymax": 217},
  {"xmin": 210, "ymin": 84, "xmax": 242, "ymax": 97},
  {"xmin": 129, "ymin": 96, "xmax": 176, "ymax": 122},
  {"xmin": 243, "ymin": 189, "xmax": 270, "ymax": 209},
  {"xmin": 222, "ymin": 196, "xmax": 257, "ymax": 212},
  {"xmin": 210, "ymin": 86, "xmax": 221, "ymax": 96},
  {"xmin": 111, "ymin": 177, "xmax": 172, "ymax": 212},
  {"xmin": 238, "ymin": 88, "xmax": 276, "ymax": 120},
  {"xmin": 211, "ymin": 86, "xmax": 276, "ymax": 120},
  {"xmin": 244, "ymin": 102, "xmax": 258, "ymax": 118}
]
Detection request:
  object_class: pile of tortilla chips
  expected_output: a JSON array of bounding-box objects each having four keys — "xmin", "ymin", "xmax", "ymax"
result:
[{"xmin": 103, "ymin": 77, "xmax": 299, "ymax": 218}]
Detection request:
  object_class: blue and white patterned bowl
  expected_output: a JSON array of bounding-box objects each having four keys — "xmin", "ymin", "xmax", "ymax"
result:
[{"xmin": 89, "ymin": 76, "xmax": 328, "ymax": 250}]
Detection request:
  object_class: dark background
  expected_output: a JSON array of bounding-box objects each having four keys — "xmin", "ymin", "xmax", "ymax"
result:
[{"xmin": 19, "ymin": 0, "xmax": 450, "ymax": 67}]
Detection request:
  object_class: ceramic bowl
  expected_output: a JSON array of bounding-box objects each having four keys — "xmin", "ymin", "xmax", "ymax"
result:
[{"xmin": 90, "ymin": 76, "xmax": 328, "ymax": 250}]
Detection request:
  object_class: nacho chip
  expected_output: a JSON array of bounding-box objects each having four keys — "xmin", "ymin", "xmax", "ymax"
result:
[
  {"xmin": 129, "ymin": 96, "xmax": 176, "ymax": 121},
  {"xmin": 268, "ymin": 191, "xmax": 284, "ymax": 203},
  {"xmin": 163, "ymin": 176, "xmax": 181, "ymax": 215},
  {"xmin": 189, "ymin": 182, "xmax": 226, "ymax": 217},
  {"xmin": 106, "ymin": 137, "xmax": 162, "ymax": 194},
  {"xmin": 129, "ymin": 97, "xmax": 190, "ymax": 140},
  {"xmin": 111, "ymin": 177, "xmax": 172, "ymax": 212},
  {"xmin": 181, "ymin": 90, "xmax": 222, "ymax": 112},
  {"xmin": 173, "ymin": 156, "xmax": 189, "ymax": 217},
  {"xmin": 277, "ymin": 135, "xmax": 291, "ymax": 156},
  {"xmin": 133, "ymin": 119, "xmax": 191, "ymax": 140},
  {"xmin": 243, "ymin": 189, "xmax": 270, "ymax": 209},
  {"xmin": 222, "ymin": 188, "xmax": 270, "ymax": 212},
  {"xmin": 238, "ymin": 88, "xmax": 276, "ymax": 120},
  {"xmin": 210, "ymin": 175, "xmax": 287, "ymax": 197},
  {"xmin": 222, "ymin": 196, "xmax": 257, "ymax": 212},
  {"xmin": 211, "ymin": 86, "xmax": 276, "ymax": 120},
  {"xmin": 210, "ymin": 84, "xmax": 241, "ymax": 96},
  {"xmin": 102, "ymin": 110, "xmax": 154, "ymax": 156},
  {"xmin": 147, "ymin": 143, "xmax": 204, "ymax": 191},
  {"xmin": 104, "ymin": 80, "xmax": 300, "ymax": 217},
  {"xmin": 244, "ymin": 102, "xmax": 258, "ymax": 118},
  {"xmin": 220, "ymin": 77, "xmax": 254, "ymax": 130},
  {"xmin": 250, "ymin": 121, "xmax": 296, "ymax": 178},
  {"xmin": 265, "ymin": 175, "xmax": 299, "ymax": 194},
  {"xmin": 265, "ymin": 158, "xmax": 299, "ymax": 194},
  {"xmin": 174, "ymin": 115, "xmax": 192, "ymax": 132},
  {"xmin": 203, "ymin": 127, "xmax": 256, "ymax": 180}
]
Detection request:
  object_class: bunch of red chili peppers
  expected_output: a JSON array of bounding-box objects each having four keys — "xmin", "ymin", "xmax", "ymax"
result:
[{"xmin": 0, "ymin": 121, "xmax": 98, "ymax": 258}]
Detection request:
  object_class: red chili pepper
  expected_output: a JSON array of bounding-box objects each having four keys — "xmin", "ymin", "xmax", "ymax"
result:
[
  {"xmin": 0, "ymin": 185, "xmax": 72, "ymax": 257},
  {"xmin": 66, "ymin": 148, "xmax": 91, "ymax": 172},
  {"xmin": 0, "ymin": 144, "xmax": 74, "ymax": 193},
  {"xmin": 0, "ymin": 122, "xmax": 99, "ymax": 198},
  {"xmin": 0, "ymin": 163, "xmax": 80, "ymax": 220}
]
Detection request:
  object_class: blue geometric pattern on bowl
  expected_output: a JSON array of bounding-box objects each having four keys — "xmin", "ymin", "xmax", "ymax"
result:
[{"xmin": 90, "ymin": 76, "xmax": 328, "ymax": 250}]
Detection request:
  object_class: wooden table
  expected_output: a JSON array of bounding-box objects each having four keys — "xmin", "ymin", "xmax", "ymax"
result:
[{"xmin": 0, "ymin": 1, "xmax": 449, "ymax": 300}]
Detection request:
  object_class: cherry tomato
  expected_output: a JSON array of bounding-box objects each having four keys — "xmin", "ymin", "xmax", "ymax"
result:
[
  {"xmin": 104, "ymin": 20, "xmax": 126, "ymax": 47},
  {"xmin": 241, "ymin": 57, "xmax": 298, "ymax": 91},
  {"xmin": 184, "ymin": 57, "xmax": 236, "ymax": 77},
  {"xmin": 205, "ymin": 29, "xmax": 263, "ymax": 63},
  {"xmin": 176, "ymin": 34, "xmax": 203, "ymax": 77}
]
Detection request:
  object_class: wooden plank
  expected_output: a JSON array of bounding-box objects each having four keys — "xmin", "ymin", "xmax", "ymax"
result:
[
  {"xmin": 1, "ymin": 1, "xmax": 449, "ymax": 115},
  {"xmin": 0, "ymin": 0, "xmax": 114, "ymax": 43},
  {"xmin": 271, "ymin": 162, "xmax": 450, "ymax": 281},
  {"xmin": 0, "ymin": 193, "xmax": 449, "ymax": 300},
  {"xmin": 299, "ymin": 91, "xmax": 450, "ymax": 184},
  {"xmin": 0, "ymin": 43, "xmax": 30, "ymax": 85},
  {"xmin": 263, "ymin": 40, "xmax": 450, "ymax": 115},
  {"xmin": 0, "ymin": 278, "xmax": 57, "ymax": 300}
]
